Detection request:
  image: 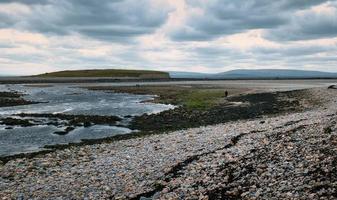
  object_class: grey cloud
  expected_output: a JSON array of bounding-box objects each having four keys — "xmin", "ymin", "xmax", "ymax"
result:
[
  {"xmin": 0, "ymin": 13, "xmax": 15, "ymax": 28},
  {"xmin": 1, "ymin": 0, "xmax": 337, "ymax": 74},
  {"xmin": 185, "ymin": 46, "xmax": 252, "ymax": 67},
  {"xmin": 253, "ymin": 45, "xmax": 337, "ymax": 57},
  {"xmin": 192, "ymin": 46, "xmax": 249, "ymax": 61},
  {"xmin": 279, "ymin": 0, "xmax": 328, "ymax": 9},
  {"xmin": 171, "ymin": 0, "xmax": 329, "ymax": 41},
  {"xmin": 0, "ymin": 43, "xmax": 16, "ymax": 48},
  {"xmin": 1, "ymin": 52, "xmax": 48, "ymax": 63},
  {"xmin": 0, "ymin": 0, "xmax": 172, "ymax": 42},
  {"xmin": 0, "ymin": 0, "xmax": 50, "ymax": 4},
  {"xmin": 248, "ymin": 45, "xmax": 337, "ymax": 72},
  {"xmin": 194, "ymin": 47, "xmax": 232, "ymax": 56},
  {"xmin": 265, "ymin": 8, "xmax": 337, "ymax": 41}
]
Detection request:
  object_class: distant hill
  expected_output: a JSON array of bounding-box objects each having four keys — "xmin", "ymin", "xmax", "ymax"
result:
[
  {"xmin": 213, "ymin": 69, "xmax": 337, "ymax": 79},
  {"xmin": 169, "ymin": 69, "xmax": 337, "ymax": 79},
  {"xmin": 168, "ymin": 71, "xmax": 213, "ymax": 79},
  {"xmin": 35, "ymin": 69, "xmax": 170, "ymax": 79}
]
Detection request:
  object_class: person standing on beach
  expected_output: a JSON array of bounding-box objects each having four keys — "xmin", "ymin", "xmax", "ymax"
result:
[{"xmin": 225, "ymin": 90, "xmax": 228, "ymax": 97}]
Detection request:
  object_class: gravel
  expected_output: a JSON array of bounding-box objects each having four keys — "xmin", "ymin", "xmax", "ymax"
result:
[{"xmin": 0, "ymin": 88, "xmax": 336, "ymax": 199}]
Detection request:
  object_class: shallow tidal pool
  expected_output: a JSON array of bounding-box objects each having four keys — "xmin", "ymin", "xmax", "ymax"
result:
[{"xmin": 0, "ymin": 83, "xmax": 174, "ymax": 156}]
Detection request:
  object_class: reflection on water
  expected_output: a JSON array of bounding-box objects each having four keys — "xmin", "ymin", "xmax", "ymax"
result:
[{"xmin": 0, "ymin": 84, "xmax": 174, "ymax": 156}]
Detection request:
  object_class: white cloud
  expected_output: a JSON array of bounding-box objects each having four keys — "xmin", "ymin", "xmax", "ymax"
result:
[{"xmin": 0, "ymin": 0, "xmax": 337, "ymax": 75}]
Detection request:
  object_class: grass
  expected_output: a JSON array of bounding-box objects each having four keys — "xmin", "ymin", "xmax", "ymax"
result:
[
  {"xmin": 181, "ymin": 90, "xmax": 226, "ymax": 109},
  {"xmin": 35, "ymin": 69, "xmax": 170, "ymax": 79},
  {"xmin": 87, "ymin": 85, "xmax": 248, "ymax": 110}
]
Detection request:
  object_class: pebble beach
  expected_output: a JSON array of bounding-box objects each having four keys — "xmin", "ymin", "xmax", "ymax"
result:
[{"xmin": 0, "ymin": 88, "xmax": 336, "ymax": 199}]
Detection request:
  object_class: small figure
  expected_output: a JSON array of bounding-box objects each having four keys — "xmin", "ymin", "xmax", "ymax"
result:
[{"xmin": 225, "ymin": 90, "xmax": 228, "ymax": 97}]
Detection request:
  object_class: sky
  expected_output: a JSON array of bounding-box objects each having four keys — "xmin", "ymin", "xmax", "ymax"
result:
[{"xmin": 0, "ymin": 0, "xmax": 337, "ymax": 75}]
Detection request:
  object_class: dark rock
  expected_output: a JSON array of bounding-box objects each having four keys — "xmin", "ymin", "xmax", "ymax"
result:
[
  {"xmin": 53, "ymin": 127, "xmax": 75, "ymax": 135},
  {"xmin": 83, "ymin": 121, "xmax": 92, "ymax": 127},
  {"xmin": 0, "ymin": 118, "xmax": 34, "ymax": 127},
  {"xmin": 130, "ymin": 90, "xmax": 308, "ymax": 132},
  {"xmin": 0, "ymin": 91, "xmax": 40, "ymax": 108},
  {"xmin": 47, "ymin": 122, "xmax": 60, "ymax": 126},
  {"xmin": 53, "ymin": 131, "xmax": 68, "ymax": 135},
  {"xmin": 65, "ymin": 127, "xmax": 75, "ymax": 132},
  {"xmin": 17, "ymin": 113, "xmax": 121, "ymax": 126},
  {"xmin": 0, "ymin": 91, "xmax": 22, "ymax": 98},
  {"xmin": 328, "ymin": 85, "xmax": 336, "ymax": 89}
]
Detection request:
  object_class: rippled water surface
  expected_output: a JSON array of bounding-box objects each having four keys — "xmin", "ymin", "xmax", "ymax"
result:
[{"xmin": 0, "ymin": 84, "xmax": 174, "ymax": 156}]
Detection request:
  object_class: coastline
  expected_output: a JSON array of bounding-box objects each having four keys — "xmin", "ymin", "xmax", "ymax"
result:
[
  {"xmin": 0, "ymin": 87, "xmax": 336, "ymax": 199},
  {"xmin": 0, "ymin": 85, "xmax": 320, "ymax": 163},
  {"xmin": 0, "ymin": 82, "xmax": 336, "ymax": 199}
]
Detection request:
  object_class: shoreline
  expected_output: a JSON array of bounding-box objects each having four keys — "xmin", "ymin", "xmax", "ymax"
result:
[
  {"xmin": 0, "ymin": 86, "xmax": 320, "ymax": 163},
  {"xmin": 0, "ymin": 87, "xmax": 336, "ymax": 199}
]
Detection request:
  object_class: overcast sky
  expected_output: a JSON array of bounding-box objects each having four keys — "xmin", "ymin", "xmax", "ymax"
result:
[{"xmin": 0, "ymin": 0, "xmax": 337, "ymax": 75}]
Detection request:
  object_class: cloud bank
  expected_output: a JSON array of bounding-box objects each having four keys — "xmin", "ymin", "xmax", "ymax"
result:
[{"xmin": 0, "ymin": 0, "xmax": 336, "ymax": 75}]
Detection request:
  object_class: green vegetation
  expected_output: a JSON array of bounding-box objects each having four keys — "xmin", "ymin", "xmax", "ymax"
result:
[
  {"xmin": 181, "ymin": 90, "xmax": 226, "ymax": 109},
  {"xmin": 87, "ymin": 85, "xmax": 248, "ymax": 110},
  {"xmin": 35, "ymin": 69, "xmax": 170, "ymax": 79}
]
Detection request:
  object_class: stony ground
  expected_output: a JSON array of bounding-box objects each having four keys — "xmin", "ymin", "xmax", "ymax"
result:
[{"xmin": 0, "ymin": 88, "xmax": 336, "ymax": 199}]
